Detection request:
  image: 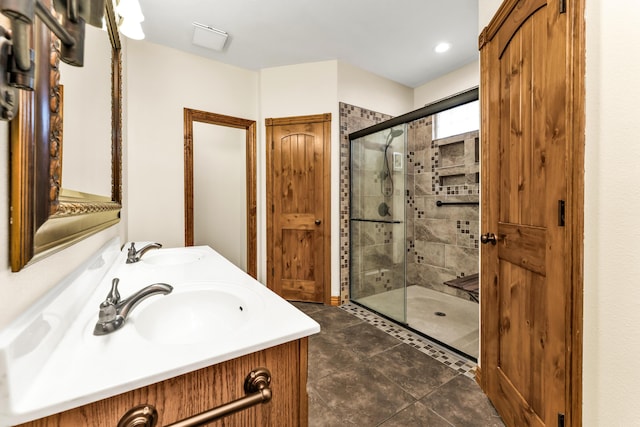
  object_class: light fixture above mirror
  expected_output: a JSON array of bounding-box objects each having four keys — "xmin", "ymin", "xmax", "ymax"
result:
[
  {"xmin": 115, "ymin": 0, "xmax": 144, "ymax": 40},
  {"xmin": 0, "ymin": 0, "xmax": 106, "ymax": 119}
]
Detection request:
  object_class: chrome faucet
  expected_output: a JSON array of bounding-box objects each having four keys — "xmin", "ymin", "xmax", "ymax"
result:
[
  {"xmin": 126, "ymin": 242, "xmax": 162, "ymax": 263},
  {"xmin": 93, "ymin": 278, "xmax": 173, "ymax": 335}
]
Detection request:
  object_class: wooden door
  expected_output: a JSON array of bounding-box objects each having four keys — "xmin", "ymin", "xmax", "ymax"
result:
[
  {"xmin": 266, "ymin": 114, "xmax": 331, "ymax": 304},
  {"xmin": 479, "ymin": 0, "xmax": 583, "ymax": 426}
]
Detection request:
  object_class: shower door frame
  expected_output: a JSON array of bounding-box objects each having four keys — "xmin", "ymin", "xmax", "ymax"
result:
[
  {"xmin": 349, "ymin": 124, "xmax": 408, "ymax": 324},
  {"xmin": 347, "ymin": 87, "xmax": 480, "ymax": 356}
]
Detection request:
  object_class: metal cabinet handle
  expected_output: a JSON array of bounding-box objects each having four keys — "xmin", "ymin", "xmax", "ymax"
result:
[
  {"xmin": 118, "ymin": 368, "xmax": 272, "ymax": 427},
  {"xmin": 480, "ymin": 233, "xmax": 497, "ymax": 245},
  {"xmin": 315, "ymin": 219, "xmax": 321, "ymax": 225}
]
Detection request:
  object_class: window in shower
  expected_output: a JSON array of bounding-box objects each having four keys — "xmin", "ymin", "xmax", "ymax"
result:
[{"xmin": 433, "ymin": 99, "xmax": 479, "ymax": 140}]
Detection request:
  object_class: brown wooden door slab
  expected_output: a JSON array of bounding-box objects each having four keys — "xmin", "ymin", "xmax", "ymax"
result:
[
  {"xmin": 266, "ymin": 114, "xmax": 331, "ymax": 304},
  {"xmin": 479, "ymin": 0, "xmax": 584, "ymax": 425}
]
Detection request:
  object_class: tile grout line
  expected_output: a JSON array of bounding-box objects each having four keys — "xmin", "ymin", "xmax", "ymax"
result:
[{"xmin": 339, "ymin": 303, "xmax": 477, "ymax": 379}]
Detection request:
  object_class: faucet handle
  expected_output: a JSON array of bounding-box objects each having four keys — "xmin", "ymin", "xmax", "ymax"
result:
[
  {"xmin": 101, "ymin": 277, "xmax": 121, "ymax": 307},
  {"xmin": 126, "ymin": 242, "xmax": 137, "ymax": 261}
]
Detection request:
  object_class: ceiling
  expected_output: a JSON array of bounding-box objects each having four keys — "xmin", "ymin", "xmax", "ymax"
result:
[{"xmin": 136, "ymin": 0, "xmax": 479, "ymax": 88}]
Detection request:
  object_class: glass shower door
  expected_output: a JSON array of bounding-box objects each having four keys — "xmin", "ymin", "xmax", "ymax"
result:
[{"xmin": 349, "ymin": 125, "xmax": 407, "ymax": 324}]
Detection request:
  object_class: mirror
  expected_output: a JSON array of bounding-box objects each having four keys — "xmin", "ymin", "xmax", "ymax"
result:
[
  {"xmin": 9, "ymin": 0, "xmax": 122, "ymax": 272},
  {"xmin": 59, "ymin": 24, "xmax": 112, "ymax": 196}
]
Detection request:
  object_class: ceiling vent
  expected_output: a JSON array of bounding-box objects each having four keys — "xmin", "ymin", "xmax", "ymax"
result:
[{"xmin": 192, "ymin": 22, "xmax": 229, "ymax": 51}]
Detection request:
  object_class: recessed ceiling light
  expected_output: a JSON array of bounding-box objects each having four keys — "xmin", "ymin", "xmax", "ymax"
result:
[{"xmin": 434, "ymin": 42, "xmax": 451, "ymax": 53}]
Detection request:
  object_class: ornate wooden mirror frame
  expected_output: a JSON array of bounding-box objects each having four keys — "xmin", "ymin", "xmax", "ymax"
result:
[{"xmin": 9, "ymin": 0, "xmax": 122, "ymax": 272}]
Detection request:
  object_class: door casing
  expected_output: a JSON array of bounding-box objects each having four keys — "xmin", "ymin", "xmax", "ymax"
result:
[{"xmin": 183, "ymin": 108, "xmax": 257, "ymax": 279}]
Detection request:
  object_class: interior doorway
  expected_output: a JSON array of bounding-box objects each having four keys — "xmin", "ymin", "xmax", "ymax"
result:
[{"xmin": 183, "ymin": 108, "xmax": 257, "ymax": 278}]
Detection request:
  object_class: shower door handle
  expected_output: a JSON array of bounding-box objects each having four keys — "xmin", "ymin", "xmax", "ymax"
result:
[
  {"xmin": 480, "ymin": 233, "xmax": 497, "ymax": 245},
  {"xmin": 315, "ymin": 219, "xmax": 322, "ymax": 225}
]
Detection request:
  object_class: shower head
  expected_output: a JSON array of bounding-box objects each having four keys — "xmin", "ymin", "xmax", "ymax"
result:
[
  {"xmin": 389, "ymin": 129, "xmax": 404, "ymax": 138},
  {"xmin": 384, "ymin": 128, "xmax": 404, "ymax": 147}
]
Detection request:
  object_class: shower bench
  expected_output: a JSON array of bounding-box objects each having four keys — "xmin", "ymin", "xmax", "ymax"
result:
[{"xmin": 443, "ymin": 273, "xmax": 479, "ymax": 303}]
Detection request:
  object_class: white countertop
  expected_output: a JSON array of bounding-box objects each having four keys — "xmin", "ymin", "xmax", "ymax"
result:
[{"xmin": 0, "ymin": 239, "xmax": 320, "ymax": 426}]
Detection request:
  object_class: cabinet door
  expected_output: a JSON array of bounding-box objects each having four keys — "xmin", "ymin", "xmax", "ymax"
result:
[{"xmin": 18, "ymin": 339, "xmax": 308, "ymax": 427}]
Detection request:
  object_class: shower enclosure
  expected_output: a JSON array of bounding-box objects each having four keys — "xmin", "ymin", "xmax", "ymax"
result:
[
  {"xmin": 349, "ymin": 89, "xmax": 480, "ymax": 359},
  {"xmin": 349, "ymin": 124, "xmax": 408, "ymax": 324}
]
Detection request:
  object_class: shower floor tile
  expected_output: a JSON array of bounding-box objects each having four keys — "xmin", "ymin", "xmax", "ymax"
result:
[
  {"xmin": 354, "ymin": 285, "xmax": 479, "ymax": 359},
  {"xmin": 340, "ymin": 302, "xmax": 477, "ymax": 378}
]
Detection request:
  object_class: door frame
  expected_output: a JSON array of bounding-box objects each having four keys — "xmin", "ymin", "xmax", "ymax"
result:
[
  {"xmin": 266, "ymin": 113, "xmax": 332, "ymax": 305},
  {"xmin": 183, "ymin": 108, "xmax": 257, "ymax": 279},
  {"xmin": 477, "ymin": 0, "xmax": 584, "ymax": 424}
]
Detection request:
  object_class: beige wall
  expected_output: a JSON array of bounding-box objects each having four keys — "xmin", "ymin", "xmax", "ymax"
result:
[
  {"xmin": 125, "ymin": 41, "xmax": 259, "ymax": 250},
  {"xmin": 259, "ymin": 61, "xmax": 340, "ymax": 289},
  {"xmin": 337, "ymin": 61, "xmax": 413, "ymax": 117},
  {"xmin": 413, "ymin": 60, "xmax": 479, "ymax": 109},
  {"xmin": 583, "ymin": 0, "xmax": 640, "ymax": 424},
  {"xmin": 260, "ymin": 60, "xmax": 415, "ymax": 294}
]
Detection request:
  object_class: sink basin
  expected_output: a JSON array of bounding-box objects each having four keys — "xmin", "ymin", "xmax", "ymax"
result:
[
  {"xmin": 141, "ymin": 248, "xmax": 206, "ymax": 266},
  {"xmin": 133, "ymin": 283, "xmax": 264, "ymax": 345}
]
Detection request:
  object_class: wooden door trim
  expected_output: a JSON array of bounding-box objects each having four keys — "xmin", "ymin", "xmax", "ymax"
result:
[
  {"xmin": 266, "ymin": 113, "xmax": 332, "ymax": 305},
  {"xmin": 183, "ymin": 108, "xmax": 257, "ymax": 279},
  {"xmin": 478, "ymin": 0, "xmax": 584, "ymax": 425},
  {"xmin": 567, "ymin": 0, "xmax": 585, "ymax": 425}
]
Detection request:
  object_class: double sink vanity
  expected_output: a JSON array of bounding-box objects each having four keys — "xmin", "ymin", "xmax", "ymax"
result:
[{"xmin": 0, "ymin": 238, "xmax": 320, "ymax": 426}]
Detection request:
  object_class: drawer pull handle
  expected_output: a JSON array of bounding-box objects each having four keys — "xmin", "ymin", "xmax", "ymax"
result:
[{"xmin": 118, "ymin": 368, "xmax": 272, "ymax": 427}]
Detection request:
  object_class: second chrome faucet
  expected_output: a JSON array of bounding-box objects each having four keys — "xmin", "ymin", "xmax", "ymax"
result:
[
  {"xmin": 126, "ymin": 242, "xmax": 162, "ymax": 263},
  {"xmin": 93, "ymin": 278, "xmax": 173, "ymax": 336}
]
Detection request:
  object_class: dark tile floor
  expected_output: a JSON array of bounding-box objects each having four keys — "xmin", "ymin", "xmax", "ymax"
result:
[{"xmin": 293, "ymin": 302, "xmax": 505, "ymax": 427}]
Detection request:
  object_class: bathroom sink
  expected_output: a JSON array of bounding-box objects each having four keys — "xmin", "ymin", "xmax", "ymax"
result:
[
  {"xmin": 141, "ymin": 248, "xmax": 206, "ymax": 266},
  {"xmin": 133, "ymin": 283, "xmax": 264, "ymax": 345}
]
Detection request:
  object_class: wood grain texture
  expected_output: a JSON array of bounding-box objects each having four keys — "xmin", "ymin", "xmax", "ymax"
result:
[
  {"xmin": 567, "ymin": 1, "xmax": 586, "ymax": 425},
  {"xmin": 183, "ymin": 108, "xmax": 258, "ymax": 279},
  {"xmin": 9, "ymin": 0, "xmax": 123, "ymax": 271},
  {"xmin": 479, "ymin": 0, "xmax": 584, "ymax": 425},
  {"xmin": 17, "ymin": 339, "xmax": 308, "ymax": 427},
  {"xmin": 266, "ymin": 114, "xmax": 331, "ymax": 304}
]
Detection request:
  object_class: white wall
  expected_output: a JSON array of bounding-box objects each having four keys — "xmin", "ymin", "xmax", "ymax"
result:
[
  {"xmin": 413, "ymin": 60, "xmax": 479, "ymax": 109},
  {"xmin": 193, "ymin": 123, "xmax": 247, "ymax": 271},
  {"xmin": 583, "ymin": 1, "xmax": 640, "ymax": 424},
  {"xmin": 337, "ymin": 61, "xmax": 413, "ymax": 116},
  {"xmin": 125, "ymin": 41, "xmax": 259, "ymax": 249},
  {"xmin": 478, "ymin": 0, "xmax": 640, "ymax": 424}
]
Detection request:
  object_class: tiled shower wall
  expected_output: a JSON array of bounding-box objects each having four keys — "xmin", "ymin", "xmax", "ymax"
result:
[
  {"xmin": 406, "ymin": 118, "xmax": 479, "ymax": 301},
  {"xmin": 339, "ymin": 102, "xmax": 480, "ymax": 304},
  {"xmin": 339, "ymin": 103, "xmax": 393, "ymax": 305},
  {"xmin": 349, "ymin": 129, "xmax": 406, "ymax": 302}
]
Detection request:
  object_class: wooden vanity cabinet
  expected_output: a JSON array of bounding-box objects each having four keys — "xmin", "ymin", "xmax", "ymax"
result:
[{"xmin": 18, "ymin": 339, "xmax": 308, "ymax": 427}]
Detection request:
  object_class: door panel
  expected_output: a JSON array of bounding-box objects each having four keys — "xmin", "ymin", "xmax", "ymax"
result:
[
  {"xmin": 479, "ymin": 0, "xmax": 581, "ymax": 425},
  {"xmin": 266, "ymin": 115, "xmax": 331, "ymax": 303}
]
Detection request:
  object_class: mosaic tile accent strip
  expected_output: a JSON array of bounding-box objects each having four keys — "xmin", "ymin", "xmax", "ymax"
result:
[
  {"xmin": 339, "ymin": 102, "xmax": 393, "ymax": 305},
  {"xmin": 340, "ymin": 302, "xmax": 477, "ymax": 379}
]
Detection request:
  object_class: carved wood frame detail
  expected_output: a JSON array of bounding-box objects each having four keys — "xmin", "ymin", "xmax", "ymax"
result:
[{"xmin": 9, "ymin": 0, "xmax": 122, "ymax": 271}]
